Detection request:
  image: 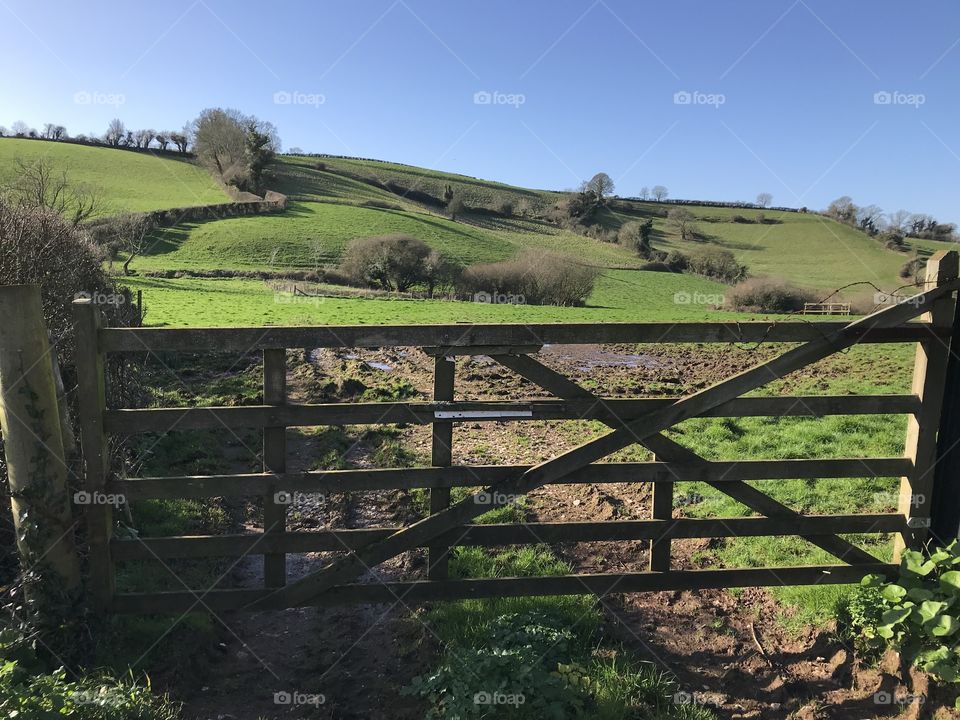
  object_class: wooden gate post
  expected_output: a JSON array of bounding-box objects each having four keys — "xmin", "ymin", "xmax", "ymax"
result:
[
  {"xmin": 0, "ymin": 286, "xmax": 81, "ymax": 599},
  {"xmin": 73, "ymin": 297, "xmax": 115, "ymax": 609},
  {"xmin": 428, "ymin": 355, "xmax": 455, "ymax": 580},
  {"xmin": 931, "ymin": 272, "xmax": 960, "ymax": 546},
  {"xmin": 896, "ymin": 250, "xmax": 959, "ymax": 558}
]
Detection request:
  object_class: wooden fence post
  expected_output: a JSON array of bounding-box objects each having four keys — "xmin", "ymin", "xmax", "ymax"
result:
[
  {"xmin": 72, "ymin": 297, "xmax": 115, "ymax": 610},
  {"xmin": 263, "ymin": 348, "xmax": 287, "ymax": 587},
  {"xmin": 0, "ymin": 286, "xmax": 81, "ymax": 599},
  {"xmin": 428, "ymin": 355, "xmax": 455, "ymax": 579},
  {"xmin": 897, "ymin": 250, "xmax": 959, "ymax": 558},
  {"xmin": 931, "ymin": 275, "xmax": 960, "ymax": 546}
]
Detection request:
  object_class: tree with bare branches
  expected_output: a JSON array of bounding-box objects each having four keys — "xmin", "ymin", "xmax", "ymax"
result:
[{"xmin": 5, "ymin": 157, "xmax": 104, "ymax": 226}]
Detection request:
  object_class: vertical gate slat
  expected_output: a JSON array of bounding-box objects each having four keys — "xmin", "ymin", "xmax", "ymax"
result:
[
  {"xmin": 649, "ymin": 455, "xmax": 672, "ymax": 571},
  {"xmin": 263, "ymin": 348, "xmax": 287, "ymax": 587},
  {"xmin": 73, "ymin": 300, "xmax": 115, "ymax": 609},
  {"xmin": 428, "ymin": 355, "xmax": 455, "ymax": 580},
  {"xmin": 897, "ymin": 251, "xmax": 959, "ymax": 557}
]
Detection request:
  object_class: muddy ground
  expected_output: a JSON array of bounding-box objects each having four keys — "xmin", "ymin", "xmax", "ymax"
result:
[{"xmin": 170, "ymin": 343, "xmax": 958, "ymax": 720}]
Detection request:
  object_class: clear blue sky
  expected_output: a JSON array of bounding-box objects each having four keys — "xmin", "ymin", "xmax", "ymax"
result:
[{"xmin": 3, "ymin": 0, "xmax": 959, "ymax": 222}]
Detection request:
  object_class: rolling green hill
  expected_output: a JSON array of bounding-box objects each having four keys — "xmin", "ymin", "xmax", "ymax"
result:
[
  {"xmin": 0, "ymin": 137, "xmax": 228, "ymax": 213},
  {"xmin": 0, "ymin": 140, "xmax": 935, "ymax": 325}
]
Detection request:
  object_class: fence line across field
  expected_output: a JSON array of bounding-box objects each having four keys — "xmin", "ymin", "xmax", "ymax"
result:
[{"xmin": 53, "ymin": 249, "xmax": 960, "ymax": 613}]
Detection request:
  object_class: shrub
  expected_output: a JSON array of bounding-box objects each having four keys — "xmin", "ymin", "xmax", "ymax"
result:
[
  {"xmin": 685, "ymin": 247, "xmax": 747, "ymax": 283},
  {"xmin": 663, "ymin": 250, "xmax": 689, "ymax": 272},
  {"xmin": 458, "ymin": 251, "xmax": 598, "ymax": 306},
  {"xmin": 313, "ymin": 161, "xmax": 326, "ymax": 171},
  {"xmin": 638, "ymin": 261, "xmax": 675, "ymax": 273},
  {"xmin": 340, "ymin": 234, "xmax": 431, "ymax": 291},
  {"xmin": 494, "ymin": 198, "xmax": 515, "ymax": 216},
  {"xmin": 727, "ymin": 278, "xmax": 817, "ymax": 313},
  {"xmin": 729, "ymin": 214, "xmax": 753, "ymax": 224},
  {"xmin": 359, "ymin": 199, "xmax": 403, "ymax": 211},
  {"xmin": 851, "ymin": 542, "xmax": 960, "ymax": 704}
]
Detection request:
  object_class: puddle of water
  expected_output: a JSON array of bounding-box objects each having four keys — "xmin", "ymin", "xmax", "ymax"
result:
[{"xmin": 366, "ymin": 361, "xmax": 393, "ymax": 372}]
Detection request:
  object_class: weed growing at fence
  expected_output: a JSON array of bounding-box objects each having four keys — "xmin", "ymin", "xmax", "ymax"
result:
[
  {"xmin": 411, "ymin": 546, "xmax": 715, "ymax": 719},
  {"xmin": 847, "ymin": 542, "xmax": 960, "ymax": 707}
]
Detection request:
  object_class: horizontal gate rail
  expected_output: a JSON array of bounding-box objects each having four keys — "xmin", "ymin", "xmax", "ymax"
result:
[
  {"xmin": 102, "ymin": 394, "xmax": 922, "ymax": 433},
  {"xmin": 99, "ymin": 320, "xmax": 947, "ymax": 353},
  {"xmin": 111, "ymin": 513, "xmax": 907, "ymax": 560},
  {"xmin": 111, "ymin": 458, "xmax": 914, "ymax": 499},
  {"xmin": 112, "ymin": 563, "xmax": 898, "ymax": 614}
]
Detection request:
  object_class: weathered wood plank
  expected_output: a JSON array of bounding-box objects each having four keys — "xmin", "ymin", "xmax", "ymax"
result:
[
  {"xmin": 102, "ymin": 395, "xmax": 921, "ymax": 433},
  {"xmin": 99, "ymin": 322, "xmax": 947, "ymax": 353},
  {"xmin": 428, "ymin": 355, "xmax": 455, "ymax": 580},
  {"xmin": 112, "ymin": 563, "xmax": 897, "ymax": 613},
  {"xmin": 112, "ymin": 458, "xmax": 914, "ymax": 499},
  {"xmin": 72, "ymin": 299, "xmax": 114, "ymax": 609},
  {"xmin": 111, "ymin": 514, "xmax": 906, "ymax": 560},
  {"xmin": 262, "ymin": 348, "xmax": 287, "ymax": 587},
  {"xmin": 897, "ymin": 251, "xmax": 959, "ymax": 556}
]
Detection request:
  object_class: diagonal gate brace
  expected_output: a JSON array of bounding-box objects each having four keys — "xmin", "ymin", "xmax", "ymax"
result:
[{"xmin": 247, "ymin": 280, "xmax": 958, "ymax": 610}]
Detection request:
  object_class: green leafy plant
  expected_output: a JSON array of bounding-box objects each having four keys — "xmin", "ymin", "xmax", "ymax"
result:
[{"xmin": 854, "ymin": 540, "xmax": 960, "ymax": 707}]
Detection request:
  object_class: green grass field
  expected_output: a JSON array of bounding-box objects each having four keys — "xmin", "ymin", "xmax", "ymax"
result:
[
  {"xmin": 129, "ymin": 269, "xmax": 736, "ymax": 326},
  {"xmin": 0, "ymin": 137, "xmax": 227, "ymax": 213}
]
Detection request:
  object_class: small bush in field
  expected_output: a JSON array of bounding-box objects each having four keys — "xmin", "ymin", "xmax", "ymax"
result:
[
  {"xmin": 727, "ymin": 278, "xmax": 817, "ymax": 312},
  {"xmin": 685, "ymin": 247, "xmax": 747, "ymax": 283},
  {"xmin": 458, "ymin": 251, "xmax": 598, "ymax": 306}
]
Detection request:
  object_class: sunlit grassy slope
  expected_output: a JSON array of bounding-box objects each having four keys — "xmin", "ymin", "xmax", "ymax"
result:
[{"xmin": 0, "ymin": 137, "xmax": 228, "ymax": 213}]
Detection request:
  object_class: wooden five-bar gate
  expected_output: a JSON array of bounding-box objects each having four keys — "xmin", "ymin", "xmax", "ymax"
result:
[{"xmin": 71, "ymin": 251, "xmax": 960, "ymax": 614}]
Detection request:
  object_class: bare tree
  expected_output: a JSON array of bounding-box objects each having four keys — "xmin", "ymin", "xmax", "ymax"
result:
[
  {"xmin": 667, "ymin": 207, "xmax": 696, "ymax": 241},
  {"xmin": 639, "ymin": 186, "xmax": 650, "ymax": 200},
  {"xmin": 585, "ymin": 172, "xmax": 615, "ymax": 204},
  {"xmin": 170, "ymin": 131, "xmax": 189, "ymax": 153},
  {"xmin": 191, "ymin": 108, "xmax": 250, "ymax": 185},
  {"xmin": 826, "ymin": 196, "xmax": 857, "ymax": 223},
  {"xmin": 652, "ymin": 185, "xmax": 669, "ymax": 201},
  {"xmin": 887, "ymin": 209, "xmax": 912, "ymax": 234},
  {"xmin": 856, "ymin": 204, "xmax": 883, "ymax": 235},
  {"xmin": 11, "ymin": 121, "xmax": 31, "ymax": 137},
  {"xmin": 756, "ymin": 192, "xmax": 773, "ymax": 208},
  {"xmin": 113, "ymin": 212, "xmax": 154, "ymax": 275},
  {"xmin": 155, "ymin": 132, "xmax": 169, "ymax": 150},
  {"xmin": 6, "ymin": 157, "xmax": 104, "ymax": 225},
  {"xmin": 104, "ymin": 118, "xmax": 125, "ymax": 147},
  {"xmin": 133, "ymin": 129, "xmax": 154, "ymax": 149}
]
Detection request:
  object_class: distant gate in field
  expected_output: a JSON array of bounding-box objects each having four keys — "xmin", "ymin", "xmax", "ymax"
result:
[
  {"xmin": 72, "ymin": 251, "xmax": 960, "ymax": 614},
  {"xmin": 803, "ymin": 302, "xmax": 851, "ymax": 316}
]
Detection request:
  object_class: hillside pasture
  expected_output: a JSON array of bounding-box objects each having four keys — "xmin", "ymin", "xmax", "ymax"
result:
[{"xmin": 0, "ymin": 137, "xmax": 228, "ymax": 213}]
